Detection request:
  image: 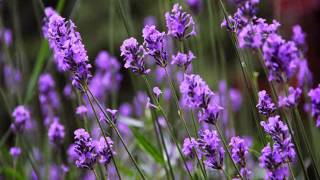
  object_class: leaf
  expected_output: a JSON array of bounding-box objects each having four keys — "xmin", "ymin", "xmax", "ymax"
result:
[{"xmin": 131, "ymin": 128, "xmax": 164, "ymax": 165}]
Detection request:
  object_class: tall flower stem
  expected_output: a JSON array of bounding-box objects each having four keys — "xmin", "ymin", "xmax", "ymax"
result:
[
  {"xmin": 221, "ymin": 168, "xmax": 231, "ymax": 180},
  {"xmin": 85, "ymin": 85, "xmax": 146, "ymax": 180},
  {"xmin": 83, "ymin": 86, "xmax": 120, "ymax": 180},
  {"xmin": 142, "ymin": 75, "xmax": 197, "ymax": 179},
  {"xmin": 163, "ymin": 69, "xmax": 208, "ymax": 179},
  {"xmin": 288, "ymin": 163, "xmax": 296, "ymax": 180},
  {"xmin": 215, "ymin": 124, "xmax": 243, "ymax": 180}
]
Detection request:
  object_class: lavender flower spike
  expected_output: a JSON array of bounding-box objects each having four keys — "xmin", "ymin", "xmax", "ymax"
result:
[
  {"xmin": 11, "ymin": 105, "xmax": 31, "ymax": 132},
  {"xmin": 96, "ymin": 137, "xmax": 115, "ymax": 166},
  {"xmin": 120, "ymin": 37, "xmax": 150, "ymax": 74},
  {"xmin": 10, "ymin": 147, "xmax": 22, "ymax": 159},
  {"xmin": 142, "ymin": 25, "xmax": 168, "ymax": 67},
  {"xmin": 165, "ymin": 3, "xmax": 196, "ymax": 40},
  {"xmin": 308, "ymin": 85, "xmax": 320, "ymax": 127},
  {"xmin": 171, "ymin": 51, "xmax": 195, "ymax": 70},
  {"xmin": 48, "ymin": 120, "xmax": 65, "ymax": 145},
  {"xmin": 182, "ymin": 137, "xmax": 199, "ymax": 158},
  {"xmin": 278, "ymin": 86, "xmax": 302, "ymax": 108},
  {"xmin": 256, "ymin": 90, "xmax": 276, "ymax": 116}
]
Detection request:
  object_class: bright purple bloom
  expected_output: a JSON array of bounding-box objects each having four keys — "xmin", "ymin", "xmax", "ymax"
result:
[
  {"xmin": 292, "ymin": 25, "xmax": 306, "ymax": 48},
  {"xmin": 256, "ymin": 90, "xmax": 276, "ymax": 116},
  {"xmin": 48, "ymin": 120, "xmax": 65, "ymax": 145},
  {"xmin": 142, "ymin": 25, "xmax": 168, "ymax": 67},
  {"xmin": 106, "ymin": 108, "xmax": 118, "ymax": 122},
  {"xmin": 11, "ymin": 105, "xmax": 31, "ymax": 132},
  {"xmin": 259, "ymin": 144, "xmax": 289, "ymax": 180},
  {"xmin": 119, "ymin": 103, "xmax": 132, "ymax": 116},
  {"xmin": 43, "ymin": 7, "xmax": 92, "ymax": 90},
  {"xmin": 261, "ymin": 115, "xmax": 295, "ymax": 162},
  {"xmin": 198, "ymin": 130, "xmax": 224, "ymax": 170},
  {"xmin": 297, "ymin": 59, "xmax": 312, "ymax": 87},
  {"xmin": 171, "ymin": 51, "xmax": 195, "ymax": 70},
  {"xmin": 278, "ymin": 87, "xmax": 302, "ymax": 108},
  {"xmin": 308, "ymin": 85, "xmax": 320, "ymax": 127},
  {"xmin": 120, "ymin": 37, "xmax": 150, "ymax": 74},
  {"xmin": 229, "ymin": 137, "xmax": 252, "ymax": 179},
  {"xmin": 76, "ymin": 105, "xmax": 89, "ymax": 116},
  {"xmin": 198, "ymin": 99, "xmax": 223, "ymax": 125},
  {"xmin": 73, "ymin": 128, "xmax": 98, "ymax": 169},
  {"xmin": 182, "ymin": 137, "xmax": 199, "ymax": 158},
  {"xmin": 165, "ymin": 4, "xmax": 196, "ymax": 40},
  {"xmin": 10, "ymin": 147, "xmax": 21, "ymax": 159},
  {"xmin": 96, "ymin": 137, "xmax": 115, "ymax": 166}
]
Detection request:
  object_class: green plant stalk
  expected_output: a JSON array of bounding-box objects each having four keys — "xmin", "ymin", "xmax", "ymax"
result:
[
  {"xmin": 85, "ymin": 86, "xmax": 146, "ymax": 180},
  {"xmin": 215, "ymin": 124, "xmax": 243, "ymax": 180},
  {"xmin": 142, "ymin": 76, "xmax": 175, "ymax": 180},
  {"xmin": 288, "ymin": 163, "xmax": 296, "ymax": 180},
  {"xmin": 142, "ymin": 76, "xmax": 194, "ymax": 179},
  {"xmin": 164, "ymin": 68, "xmax": 208, "ymax": 179},
  {"xmin": 221, "ymin": 168, "xmax": 231, "ymax": 180},
  {"xmin": 83, "ymin": 86, "xmax": 121, "ymax": 180}
]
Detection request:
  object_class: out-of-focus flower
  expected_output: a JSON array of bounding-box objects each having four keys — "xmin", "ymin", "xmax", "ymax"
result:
[
  {"xmin": 308, "ymin": 85, "xmax": 320, "ymax": 127},
  {"xmin": 76, "ymin": 105, "xmax": 89, "ymax": 116},
  {"xmin": 96, "ymin": 137, "xmax": 115, "ymax": 166},
  {"xmin": 165, "ymin": 3, "xmax": 196, "ymax": 40},
  {"xmin": 11, "ymin": 105, "xmax": 31, "ymax": 132},
  {"xmin": 182, "ymin": 137, "xmax": 199, "ymax": 158},
  {"xmin": 48, "ymin": 120, "xmax": 65, "ymax": 145},
  {"xmin": 185, "ymin": 0, "xmax": 202, "ymax": 14},
  {"xmin": 153, "ymin": 86, "xmax": 162, "ymax": 99},
  {"xmin": 292, "ymin": 25, "xmax": 306, "ymax": 48},
  {"xmin": 120, "ymin": 37, "xmax": 150, "ymax": 74},
  {"xmin": 278, "ymin": 87, "xmax": 302, "ymax": 108},
  {"xmin": 10, "ymin": 147, "xmax": 21, "ymax": 159},
  {"xmin": 171, "ymin": 51, "xmax": 195, "ymax": 70}
]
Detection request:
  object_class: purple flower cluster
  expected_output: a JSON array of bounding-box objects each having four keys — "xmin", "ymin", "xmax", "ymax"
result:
[
  {"xmin": 10, "ymin": 146, "xmax": 21, "ymax": 159},
  {"xmin": 259, "ymin": 144, "xmax": 289, "ymax": 180},
  {"xmin": 185, "ymin": 0, "xmax": 202, "ymax": 14},
  {"xmin": 180, "ymin": 73, "xmax": 223, "ymax": 124},
  {"xmin": 261, "ymin": 116, "xmax": 295, "ymax": 162},
  {"xmin": 165, "ymin": 4, "xmax": 196, "ymax": 40},
  {"xmin": 256, "ymin": 90, "xmax": 276, "ymax": 116},
  {"xmin": 171, "ymin": 51, "xmax": 195, "ymax": 70},
  {"xmin": 182, "ymin": 137, "xmax": 198, "ymax": 158},
  {"xmin": 308, "ymin": 85, "xmax": 320, "ymax": 127},
  {"xmin": 48, "ymin": 120, "xmax": 65, "ymax": 145},
  {"xmin": 3, "ymin": 65, "xmax": 21, "ymax": 92},
  {"xmin": 120, "ymin": 37, "xmax": 150, "ymax": 74},
  {"xmin": 43, "ymin": 7, "xmax": 92, "ymax": 90},
  {"xmin": 11, "ymin": 105, "xmax": 31, "ymax": 132},
  {"xmin": 142, "ymin": 25, "xmax": 168, "ymax": 67},
  {"xmin": 73, "ymin": 128, "xmax": 115, "ymax": 169},
  {"xmin": 278, "ymin": 87, "xmax": 302, "ymax": 108},
  {"xmin": 229, "ymin": 137, "xmax": 252, "ymax": 179},
  {"xmin": 89, "ymin": 51, "xmax": 122, "ymax": 100}
]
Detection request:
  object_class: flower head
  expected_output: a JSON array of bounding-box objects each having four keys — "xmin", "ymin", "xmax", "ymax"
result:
[
  {"xmin": 120, "ymin": 37, "xmax": 150, "ymax": 74},
  {"xmin": 96, "ymin": 137, "xmax": 115, "ymax": 166},
  {"xmin": 278, "ymin": 87, "xmax": 301, "ymax": 108},
  {"xmin": 48, "ymin": 120, "xmax": 65, "ymax": 145},
  {"xmin": 165, "ymin": 4, "xmax": 196, "ymax": 40},
  {"xmin": 10, "ymin": 147, "xmax": 21, "ymax": 159},
  {"xmin": 182, "ymin": 137, "xmax": 199, "ymax": 158},
  {"xmin": 256, "ymin": 90, "xmax": 276, "ymax": 116},
  {"xmin": 292, "ymin": 25, "xmax": 306, "ymax": 49},
  {"xmin": 171, "ymin": 51, "xmax": 195, "ymax": 70},
  {"xmin": 11, "ymin": 105, "xmax": 31, "ymax": 132},
  {"xmin": 308, "ymin": 85, "xmax": 320, "ymax": 127}
]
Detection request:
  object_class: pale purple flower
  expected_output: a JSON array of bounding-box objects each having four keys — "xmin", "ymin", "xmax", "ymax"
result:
[
  {"xmin": 119, "ymin": 103, "xmax": 132, "ymax": 116},
  {"xmin": 3, "ymin": 65, "xmax": 21, "ymax": 92},
  {"xmin": 76, "ymin": 105, "xmax": 89, "ymax": 116},
  {"xmin": 107, "ymin": 108, "xmax": 118, "ymax": 122},
  {"xmin": 308, "ymin": 85, "xmax": 320, "ymax": 127},
  {"xmin": 171, "ymin": 51, "xmax": 195, "ymax": 70},
  {"xmin": 198, "ymin": 99, "xmax": 224, "ymax": 125},
  {"xmin": 185, "ymin": 0, "xmax": 202, "ymax": 14},
  {"xmin": 153, "ymin": 86, "xmax": 162, "ymax": 99},
  {"xmin": 297, "ymin": 59, "xmax": 312, "ymax": 87},
  {"xmin": 229, "ymin": 88, "xmax": 243, "ymax": 111},
  {"xmin": 292, "ymin": 25, "xmax": 306, "ymax": 48},
  {"xmin": 165, "ymin": 3, "xmax": 196, "ymax": 40},
  {"xmin": 120, "ymin": 37, "xmax": 150, "ymax": 74},
  {"xmin": 96, "ymin": 137, "xmax": 115, "ymax": 166},
  {"xmin": 144, "ymin": 16, "xmax": 157, "ymax": 26},
  {"xmin": 10, "ymin": 147, "xmax": 21, "ymax": 159},
  {"xmin": 48, "ymin": 120, "xmax": 65, "ymax": 145},
  {"xmin": 256, "ymin": 90, "xmax": 276, "ymax": 116},
  {"xmin": 278, "ymin": 87, "xmax": 301, "ymax": 108},
  {"xmin": 182, "ymin": 137, "xmax": 199, "ymax": 158},
  {"xmin": 11, "ymin": 105, "xmax": 31, "ymax": 132}
]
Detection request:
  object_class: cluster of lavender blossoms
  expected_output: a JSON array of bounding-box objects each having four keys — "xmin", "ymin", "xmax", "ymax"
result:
[
  {"xmin": 11, "ymin": 105, "xmax": 31, "ymax": 133},
  {"xmin": 278, "ymin": 86, "xmax": 302, "ymax": 108},
  {"xmin": 43, "ymin": 7, "xmax": 92, "ymax": 90},
  {"xmin": 308, "ymin": 85, "xmax": 320, "ymax": 127},
  {"xmin": 73, "ymin": 128, "xmax": 115, "ymax": 170},
  {"xmin": 256, "ymin": 90, "xmax": 276, "ymax": 116},
  {"xmin": 223, "ymin": 0, "xmax": 311, "ymax": 84}
]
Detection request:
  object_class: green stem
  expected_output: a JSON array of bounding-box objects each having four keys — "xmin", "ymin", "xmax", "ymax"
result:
[
  {"xmin": 288, "ymin": 163, "xmax": 296, "ymax": 180},
  {"xmin": 0, "ymin": 128, "xmax": 12, "ymax": 148},
  {"xmin": 85, "ymin": 85, "xmax": 146, "ymax": 180},
  {"xmin": 215, "ymin": 124, "xmax": 243, "ymax": 180},
  {"xmin": 221, "ymin": 168, "xmax": 231, "ymax": 180}
]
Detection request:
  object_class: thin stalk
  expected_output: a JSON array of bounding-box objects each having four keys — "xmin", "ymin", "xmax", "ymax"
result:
[
  {"xmin": 93, "ymin": 169, "xmax": 99, "ymax": 180},
  {"xmin": 221, "ymin": 168, "xmax": 231, "ymax": 180},
  {"xmin": 163, "ymin": 69, "xmax": 208, "ymax": 179},
  {"xmin": 83, "ymin": 87, "xmax": 121, "ymax": 180},
  {"xmin": 288, "ymin": 163, "xmax": 296, "ymax": 180},
  {"xmin": 0, "ymin": 126, "xmax": 12, "ymax": 148},
  {"xmin": 215, "ymin": 124, "xmax": 243, "ymax": 180},
  {"xmin": 85, "ymin": 86, "xmax": 146, "ymax": 180}
]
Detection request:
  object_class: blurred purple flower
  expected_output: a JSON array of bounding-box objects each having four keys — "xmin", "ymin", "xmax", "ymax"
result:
[
  {"xmin": 171, "ymin": 51, "xmax": 195, "ymax": 70},
  {"xmin": 278, "ymin": 87, "xmax": 301, "ymax": 108},
  {"xmin": 96, "ymin": 137, "xmax": 115, "ymax": 166},
  {"xmin": 10, "ymin": 146, "xmax": 21, "ymax": 159},
  {"xmin": 48, "ymin": 120, "xmax": 65, "ymax": 145},
  {"xmin": 11, "ymin": 105, "xmax": 31, "ymax": 133},
  {"xmin": 185, "ymin": 0, "xmax": 202, "ymax": 14},
  {"xmin": 153, "ymin": 86, "xmax": 162, "ymax": 99},
  {"xmin": 308, "ymin": 85, "xmax": 320, "ymax": 127},
  {"xmin": 182, "ymin": 137, "xmax": 199, "ymax": 158}
]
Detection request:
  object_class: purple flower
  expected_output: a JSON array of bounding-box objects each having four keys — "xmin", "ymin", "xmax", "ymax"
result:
[
  {"xmin": 278, "ymin": 87, "xmax": 302, "ymax": 108},
  {"xmin": 133, "ymin": 91, "xmax": 149, "ymax": 116},
  {"xmin": 2, "ymin": 29, "xmax": 12, "ymax": 46},
  {"xmin": 3, "ymin": 65, "xmax": 21, "ymax": 92},
  {"xmin": 142, "ymin": 25, "xmax": 168, "ymax": 67},
  {"xmin": 153, "ymin": 86, "xmax": 162, "ymax": 99},
  {"xmin": 198, "ymin": 130, "xmax": 224, "ymax": 170},
  {"xmin": 308, "ymin": 85, "xmax": 320, "ymax": 127},
  {"xmin": 198, "ymin": 99, "xmax": 223, "ymax": 125},
  {"xmin": 73, "ymin": 128, "xmax": 98, "ymax": 169},
  {"xmin": 43, "ymin": 7, "xmax": 92, "ymax": 90},
  {"xmin": 229, "ymin": 88, "xmax": 243, "ymax": 111},
  {"xmin": 229, "ymin": 136, "xmax": 252, "ymax": 179},
  {"xmin": 10, "ymin": 147, "xmax": 21, "ymax": 159},
  {"xmin": 297, "ymin": 59, "xmax": 312, "ymax": 87},
  {"xmin": 96, "ymin": 137, "xmax": 115, "ymax": 166},
  {"xmin": 11, "ymin": 105, "xmax": 31, "ymax": 132},
  {"xmin": 179, "ymin": 73, "xmax": 213, "ymax": 109},
  {"xmin": 119, "ymin": 103, "xmax": 132, "ymax": 116},
  {"xmin": 76, "ymin": 105, "xmax": 89, "ymax": 116},
  {"xmin": 120, "ymin": 37, "xmax": 150, "ymax": 74},
  {"xmin": 182, "ymin": 137, "xmax": 199, "ymax": 158},
  {"xmin": 259, "ymin": 144, "xmax": 289, "ymax": 180},
  {"xmin": 106, "ymin": 108, "xmax": 118, "ymax": 122},
  {"xmin": 256, "ymin": 90, "xmax": 276, "ymax": 116},
  {"xmin": 48, "ymin": 120, "xmax": 65, "ymax": 145},
  {"xmin": 185, "ymin": 0, "xmax": 202, "ymax": 14},
  {"xmin": 261, "ymin": 116, "xmax": 295, "ymax": 162},
  {"xmin": 292, "ymin": 25, "xmax": 306, "ymax": 48},
  {"xmin": 171, "ymin": 51, "xmax": 195, "ymax": 70},
  {"xmin": 165, "ymin": 3, "xmax": 196, "ymax": 40},
  {"xmin": 144, "ymin": 16, "xmax": 157, "ymax": 26}
]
